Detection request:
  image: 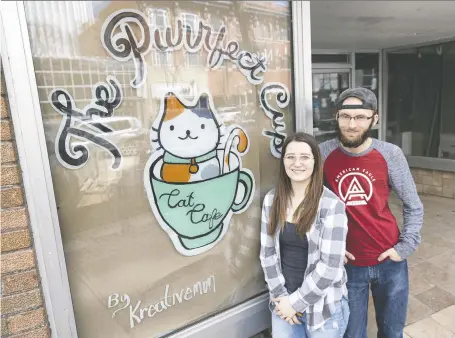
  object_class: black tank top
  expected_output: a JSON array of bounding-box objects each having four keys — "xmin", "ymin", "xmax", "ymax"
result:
[{"xmin": 279, "ymin": 222, "xmax": 309, "ymax": 293}]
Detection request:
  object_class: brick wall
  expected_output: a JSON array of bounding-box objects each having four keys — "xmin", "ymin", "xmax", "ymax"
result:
[
  {"xmin": 1, "ymin": 71, "xmax": 51, "ymax": 337},
  {"xmin": 411, "ymin": 168, "xmax": 455, "ymax": 199}
]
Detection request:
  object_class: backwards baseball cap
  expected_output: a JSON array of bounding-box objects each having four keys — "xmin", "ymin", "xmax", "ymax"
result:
[{"xmin": 336, "ymin": 87, "xmax": 378, "ymax": 112}]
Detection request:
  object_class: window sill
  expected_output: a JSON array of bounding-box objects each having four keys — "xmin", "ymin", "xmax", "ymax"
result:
[{"xmin": 406, "ymin": 156, "xmax": 455, "ymax": 173}]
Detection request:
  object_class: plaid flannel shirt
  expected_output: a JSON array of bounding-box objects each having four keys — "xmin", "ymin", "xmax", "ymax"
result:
[{"xmin": 260, "ymin": 186, "xmax": 349, "ymax": 331}]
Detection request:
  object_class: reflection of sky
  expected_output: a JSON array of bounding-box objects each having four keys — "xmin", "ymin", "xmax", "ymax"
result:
[
  {"xmin": 91, "ymin": 1, "xmax": 111, "ymax": 17},
  {"xmin": 274, "ymin": 1, "xmax": 289, "ymax": 7}
]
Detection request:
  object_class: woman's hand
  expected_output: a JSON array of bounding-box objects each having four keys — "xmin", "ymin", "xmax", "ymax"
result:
[
  {"xmin": 344, "ymin": 250, "xmax": 355, "ymax": 264},
  {"xmin": 272, "ymin": 296, "xmax": 298, "ymax": 324}
]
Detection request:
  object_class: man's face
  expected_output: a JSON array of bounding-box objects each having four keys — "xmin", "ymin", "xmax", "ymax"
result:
[{"xmin": 336, "ymin": 97, "xmax": 378, "ymax": 148}]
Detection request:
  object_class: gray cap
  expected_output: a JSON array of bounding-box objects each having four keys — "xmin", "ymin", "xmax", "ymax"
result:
[{"xmin": 336, "ymin": 87, "xmax": 378, "ymax": 112}]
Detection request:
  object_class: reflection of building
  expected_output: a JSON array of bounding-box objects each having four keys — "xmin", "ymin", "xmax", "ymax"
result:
[
  {"xmin": 27, "ymin": 1, "xmax": 294, "ymax": 129},
  {"xmin": 25, "ymin": 2, "xmax": 95, "ymax": 56}
]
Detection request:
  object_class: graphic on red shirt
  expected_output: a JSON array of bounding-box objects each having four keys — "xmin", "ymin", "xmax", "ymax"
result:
[
  {"xmin": 337, "ymin": 171, "xmax": 374, "ymax": 206},
  {"xmin": 323, "ymin": 148, "xmax": 399, "ymax": 267}
]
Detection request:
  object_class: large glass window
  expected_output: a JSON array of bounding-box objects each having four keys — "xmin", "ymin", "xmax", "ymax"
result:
[
  {"xmin": 355, "ymin": 53, "xmax": 379, "ymax": 114},
  {"xmin": 386, "ymin": 41, "xmax": 455, "ymax": 159},
  {"xmin": 24, "ymin": 1, "xmax": 293, "ymax": 337},
  {"xmin": 312, "ymin": 70, "xmax": 350, "ymax": 142}
]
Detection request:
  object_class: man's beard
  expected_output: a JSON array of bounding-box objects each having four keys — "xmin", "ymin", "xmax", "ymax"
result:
[{"xmin": 336, "ymin": 120, "xmax": 374, "ymax": 148}]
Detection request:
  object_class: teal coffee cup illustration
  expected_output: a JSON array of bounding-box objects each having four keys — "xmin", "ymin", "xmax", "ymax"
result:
[
  {"xmin": 144, "ymin": 92, "xmax": 255, "ymax": 256},
  {"xmin": 144, "ymin": 151, "xmax": 254, "ymax": 256}
]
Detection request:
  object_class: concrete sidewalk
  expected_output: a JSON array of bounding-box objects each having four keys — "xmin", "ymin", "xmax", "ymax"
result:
[{"xmin": 381, "ymin": 193, "xmax": 455, "ymax": 338}]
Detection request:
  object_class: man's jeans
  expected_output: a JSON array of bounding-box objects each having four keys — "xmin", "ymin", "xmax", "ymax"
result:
[{"xmin": 344, "ymin": 259, "xmax": 409, "ymax": 338}]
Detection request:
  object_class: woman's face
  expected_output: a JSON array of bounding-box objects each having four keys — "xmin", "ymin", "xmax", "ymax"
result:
[{"xmin": 283, "ymin": 141, "xmax": 315, "ymax": 183}]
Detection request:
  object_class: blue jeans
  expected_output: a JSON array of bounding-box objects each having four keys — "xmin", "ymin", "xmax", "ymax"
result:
[
  {"xmin": 344, "ymin": 259, "xmax": 409, "ymax": 338},
  {"xmin": 272, "ymin": 297, "xmax": 350, "ymax": 338}
]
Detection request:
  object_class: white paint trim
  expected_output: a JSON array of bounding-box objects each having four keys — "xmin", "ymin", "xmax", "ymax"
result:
[
  {"xmin": 292, "ymin": 1, "xmax": 313, "ymax": 133},
  {"xmin": 167, "ymin": 293, "xmax": 270, "ymax": 338},
  {"xmin": 0, "ymin": 2, "xmax": 78, "ymax": 337}
]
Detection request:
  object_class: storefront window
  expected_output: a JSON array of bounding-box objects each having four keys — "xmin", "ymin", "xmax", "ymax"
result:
[
  {"xmin": 312, "ymin": 70, "xmax": 350, "ymax": 142},
  {"xmin": 24, "ymin": 1, "xmax": 293, "ymax": 337},
  {"xmin": 355, "ymin": 53, "xmax": 379, "ymax": 115},
  {"xmin": 386, "ymin": 41, "xmax": 455, "ymax": 159}
]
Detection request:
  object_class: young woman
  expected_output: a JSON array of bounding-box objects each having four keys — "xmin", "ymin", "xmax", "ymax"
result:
[{"xmin": 260, "ymin": 132, "xmax": 349, "ymax": 338}]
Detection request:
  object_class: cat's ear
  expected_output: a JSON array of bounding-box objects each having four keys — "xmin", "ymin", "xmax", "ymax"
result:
[
  {"xmin": 164, "ymin": 93, "xmax": 185, "ymax": 121},
  {"xmin": 198, "ymin": 93, "xmax": 210, "ymax": 109}
]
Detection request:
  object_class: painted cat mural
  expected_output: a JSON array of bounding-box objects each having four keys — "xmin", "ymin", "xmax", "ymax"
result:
[{"xmin": 144, "ymin": 92, "xmax": 255, "ymax": 256}]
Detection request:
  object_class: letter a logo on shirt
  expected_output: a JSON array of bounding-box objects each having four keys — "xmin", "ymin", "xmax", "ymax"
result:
[{"xmin": 338, "ymin": 173, "xmax": 373, "ymax": 206}]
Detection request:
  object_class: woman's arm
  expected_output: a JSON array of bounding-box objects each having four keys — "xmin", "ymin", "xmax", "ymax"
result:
[
  {"xmin": 288, "ymin": 197, "xmax": 348, "ymax": 313},
  {"xmin": 259, "ymin": 191, "xmax": 289, "ymax": 298}
]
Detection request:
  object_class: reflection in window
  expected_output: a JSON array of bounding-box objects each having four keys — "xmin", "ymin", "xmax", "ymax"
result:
[
  {"xmin": 182, "ymin": 12, "xmax": 199, "ymax": 32},
  {"xmin": 185, "ymin": 51, "xmax": 200, "ymax": 67},
  {"xmin": 210, "ymin": 13, "xmax": 223, "ymax": 31},
  {"xmin": 387, "ymin": 41, "xmax": 455, "ymax": 159},
  {"xmin": 312, "ymin": 71, "xmax": 350, "ymax": 143},
  {"xmin": 148, "ymin": 8, "xmax": 169, "ymax": 30},
  {"xmin": 153, "ymin": 50, "xmax": 173, "ymax": 67},
  {"xmin": 280, "ymin": 25, "xmax": 289, "ymax": 41},
  {"xmin": 281, "ymin": 47, "xmax": 291, "ymax": 69},
  {"xmin": 355, "ymin": 53, "xmax": 379, "ymax": 113},
  {"xmin": 273, "ymin": 22, "xmax": 281, "ymax": 40}
]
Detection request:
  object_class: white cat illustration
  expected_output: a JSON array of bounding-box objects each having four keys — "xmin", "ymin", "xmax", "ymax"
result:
[{"xmin": 151, "ymin": 93, "xmax": 248, "ymax": 183}]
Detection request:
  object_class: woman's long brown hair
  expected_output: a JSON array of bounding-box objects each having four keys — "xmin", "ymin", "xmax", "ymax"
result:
[{"xmin": 268, "ymin": 132, "xmax": 324, "ymax": 237}]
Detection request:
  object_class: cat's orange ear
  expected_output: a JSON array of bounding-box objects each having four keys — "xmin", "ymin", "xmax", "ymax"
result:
[{"xmin": 164, "ymin": 93, "xmax": 185, "ymax": 121}]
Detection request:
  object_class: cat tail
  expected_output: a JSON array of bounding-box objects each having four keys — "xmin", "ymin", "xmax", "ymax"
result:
[{"xmin": 222, "ymin": 127, "xmax": 248, "ymax": 174}]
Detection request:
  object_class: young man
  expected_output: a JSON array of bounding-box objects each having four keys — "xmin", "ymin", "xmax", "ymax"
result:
[{"xmin": 319, "ymin": 88, "xmax": 424, "ymax": 338}]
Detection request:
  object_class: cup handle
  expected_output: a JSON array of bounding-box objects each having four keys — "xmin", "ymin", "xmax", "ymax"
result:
[{"xmin": 231, "ymin": 171, "xmax": 253, "ymax": 212}]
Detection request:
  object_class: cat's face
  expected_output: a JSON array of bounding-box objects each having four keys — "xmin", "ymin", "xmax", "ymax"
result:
[{"xmin": 159, "ymin": 94, "xmax": 220, "ymax": 158}]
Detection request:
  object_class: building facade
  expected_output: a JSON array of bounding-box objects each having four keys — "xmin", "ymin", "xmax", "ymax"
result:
[{"xmin": 1, "ymin": 1, "xmax": 454, "ymax": 338}]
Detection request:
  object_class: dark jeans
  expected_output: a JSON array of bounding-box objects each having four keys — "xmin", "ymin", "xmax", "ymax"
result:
[{"xmin": 344, "ymin": 259, "xmax": 409, "ymax": 338}]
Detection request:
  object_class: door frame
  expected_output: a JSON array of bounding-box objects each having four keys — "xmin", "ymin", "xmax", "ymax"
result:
[{"xmin": 0, "ymin": 2, "xmax": 78, "ymax": 337}]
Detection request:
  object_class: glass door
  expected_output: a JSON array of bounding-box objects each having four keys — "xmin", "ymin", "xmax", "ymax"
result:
[{"xmin": 312, "ymin": 69, "xmax": 351, "ymax": 142}]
